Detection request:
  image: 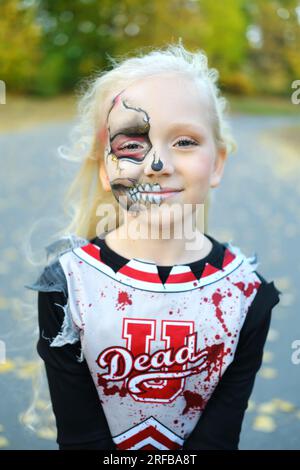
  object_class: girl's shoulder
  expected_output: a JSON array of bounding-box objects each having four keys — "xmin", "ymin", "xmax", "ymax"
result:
[
  {"xmin": 24, "ymin": 233, "xmax": 90, "ymax": 296},
  {"xmin": 221, "ymin": 238, "xmax": 281, "ymax": 309}
]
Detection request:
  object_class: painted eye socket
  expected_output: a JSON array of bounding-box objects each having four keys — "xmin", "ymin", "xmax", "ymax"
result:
[
  {"xmin": 119, "ymin": 142, "xmax": 143, "ymax": 150},
  {"xmin": 112, "ymin": 139, "xmax": 148, "ymax": 160}
]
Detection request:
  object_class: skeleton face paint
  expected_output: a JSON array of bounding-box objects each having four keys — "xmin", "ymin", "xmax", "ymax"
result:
[{"xmin": 102, "ymin": 92, "xmax": 165, "ymax": 212}]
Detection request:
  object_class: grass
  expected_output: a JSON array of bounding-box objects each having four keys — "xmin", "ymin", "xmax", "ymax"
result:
[
  {"xmin": 226, "ymin": 93, "xmax": 300, "ymax": 116},
  {"xmin": 0, "ymin": 94, "xmax": 77, "ymax": 133}
]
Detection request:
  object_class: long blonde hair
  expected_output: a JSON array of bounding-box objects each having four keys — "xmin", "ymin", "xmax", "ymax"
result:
[{"xmin": 22, "ymin": 40, "xmax": 237, "ymax": 442}]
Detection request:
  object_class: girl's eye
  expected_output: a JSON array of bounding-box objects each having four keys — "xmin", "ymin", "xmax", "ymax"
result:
[
  {"xmin": 175, "ymin": 138, "xmax": 198, "ymax": 147},
  {"xmin": 119, "ymin": 142, "xmax": 142, "ymax": 150}
]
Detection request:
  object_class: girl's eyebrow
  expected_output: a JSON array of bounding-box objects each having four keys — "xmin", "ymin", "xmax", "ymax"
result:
[
  {"xmin": 110, "ymin": 123, "xmax": 149, "ymax": 141},
  {"xmin": 169, "ymin": 122, "xmax": 207, "ymax": 134}
]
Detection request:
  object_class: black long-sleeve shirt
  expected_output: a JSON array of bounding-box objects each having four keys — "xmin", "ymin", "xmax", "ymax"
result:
[{"xmin": 35, "ymin": 235, "xmax": 281, "ymax": 450}]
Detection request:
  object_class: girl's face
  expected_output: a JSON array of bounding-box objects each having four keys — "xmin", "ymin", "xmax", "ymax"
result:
[{"xmin": 99, "ymin": 72, "xmax": 227, "ymax": 228}]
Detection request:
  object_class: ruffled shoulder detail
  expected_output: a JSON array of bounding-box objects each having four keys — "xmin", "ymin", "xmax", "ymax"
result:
[
  {"xmin": 223, "ymin": 239, "xmax": 282, "ymax": 303},
  {"xmin": 223, "ymin": 240, "xmax": 259, "ymax": 272},
  {"xmin": 24, "ymin": 233, "xmax": 89, "ymax": 296},
  {"xmin": 24, "ymin": 234, "xmax": 90, "ymax": 360}
]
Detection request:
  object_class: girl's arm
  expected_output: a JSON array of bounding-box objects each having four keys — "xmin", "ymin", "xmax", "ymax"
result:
[
  {"xmin": 183, "ymin": 277, "xmax": 281, "ymax": 450},
  {"xmin": 37, "ymin": 290, "xmax": 115, "ymax": 450}
]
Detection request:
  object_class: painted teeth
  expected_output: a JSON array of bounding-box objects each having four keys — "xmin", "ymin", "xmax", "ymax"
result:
[
  {"xmin": 131, "ymin": 192, "xmax": 158, "ymax": 203},
  {"xmin": 130, "ymin": 184, "xmax": 162, "ymax": 193},
  {"xmin": 128, "ymin": 183, "xmax": 164, "ymax": 205}
]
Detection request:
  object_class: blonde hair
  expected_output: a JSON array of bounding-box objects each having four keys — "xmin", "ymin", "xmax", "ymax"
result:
[{"xmin": 22, "ymin": 40, "xmax": 237, "ymax": 442}]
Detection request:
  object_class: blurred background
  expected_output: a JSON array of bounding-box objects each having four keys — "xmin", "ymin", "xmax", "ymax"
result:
[{"xmin": 0, "ymin": 0, "xmax": 299, "ymax": 450}]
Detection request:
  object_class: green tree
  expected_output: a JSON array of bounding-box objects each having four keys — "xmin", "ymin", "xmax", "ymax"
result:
[
  {"xmin": 0, "ymin": 0, "xmax": 41, "ymax": 93},
  {"xmin": 246, "ymin": 0, "xmax": 300, "ymax": 95}
]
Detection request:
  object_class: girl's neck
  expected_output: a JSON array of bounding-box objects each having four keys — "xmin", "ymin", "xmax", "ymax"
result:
[{"xmin": 104, "ymin": 225, "xmax": 213, "ymax": 266}]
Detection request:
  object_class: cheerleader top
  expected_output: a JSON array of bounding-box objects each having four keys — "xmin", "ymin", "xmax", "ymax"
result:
[{"xmin": 25, "ymin": 232, "xmax": 281, "ymax": 450}]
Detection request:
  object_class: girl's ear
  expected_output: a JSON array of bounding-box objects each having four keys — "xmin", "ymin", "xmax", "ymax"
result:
[
  {"xmin": 210, "ymin": 147, "xmax": 227, "ymax": 189},
  {"xmin": 99, "ymin": 161, "xmax": 111, "ymax": 192}
]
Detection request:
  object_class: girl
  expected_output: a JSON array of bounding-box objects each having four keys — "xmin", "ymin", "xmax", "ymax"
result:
[{"xmin": 25, "ymin": 42, "xmax": 281, "ymax": 450}]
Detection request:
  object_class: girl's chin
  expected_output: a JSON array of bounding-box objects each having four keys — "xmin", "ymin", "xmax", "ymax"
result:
[
  {"xmin": 127, "ymin": 201, "xmax": 183, "ymax": 215},
  {"xmin": 126, "ymin": 205, "xmax": 185, "ymax": 226}
]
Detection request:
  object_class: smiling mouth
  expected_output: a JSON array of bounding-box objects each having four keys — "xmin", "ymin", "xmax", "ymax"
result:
[
  {"xmin": 142, "ymin": 188, "xmax": 183, "ymax": 194},
  {"xmin": 128, "ymin": 186, "xmax": 183, "ymax": 204}
]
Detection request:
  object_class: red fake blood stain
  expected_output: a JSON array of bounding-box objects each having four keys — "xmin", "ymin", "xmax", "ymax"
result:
[
  {"xmin": 182, "ymin": 391, "xmax": 207, "ymax": 415},
  {"xmin": 204, "ymin": 343, "xmax": 229, "ymax": 382},
  {"xmin": 211, "ymin": 290, "xmax": 231, "ymax": 336},
  {"xmin": 97, "ymin": 374, "xmax": 128, "ymax": 398},
  {"xmin": 233, "ymin": 281, "xmax": 260, "ymax": 298},
  {"xmin": 116, "ymin": 291, "xmax": 132, "ymax": 311}
]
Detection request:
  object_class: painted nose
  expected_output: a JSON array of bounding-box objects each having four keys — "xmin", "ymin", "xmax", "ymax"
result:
[{"xmin": 144, "ymin": 150, "xmax": 175, "ymax": 176}]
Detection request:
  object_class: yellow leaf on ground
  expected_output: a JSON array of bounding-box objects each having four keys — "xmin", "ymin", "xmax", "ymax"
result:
[
  {"xmin": 253, "ymin": 415, "xmax": 277, "ymax": 433},
  {"xmin": 0, "ymin": 359, "xmax": 15, "ymax": 373},
  {"xmin": 272, "ymin": 398, "xmax": 296, "ymax": 412},
  {"xmin": 267, "ymin": 329, "xmax": 279, "ymax": 342},
  {"xmin": 35, "ymin": 399, "xmax": 51, "ymax": 411},
  {"xmin": 37, "ymin": 427, "xmax": 56, "ymax": 441},
  {"xmin": 0, "ymin": 436, "xmax": 9, "ymax": 448},
  {"xmin": 257, "ymin": 402, "xmax": 277, "ymax": 414},
  {"xmin": 259, "ymin": 367, "xmax": 278, "ymax": 379},
  {"xmin": 15, "ymin": 361, "xmax": 40, "ymax": 379},
  {"xmin": 262, "ymin": 350, "xmax": 274, "ymax": 363}
]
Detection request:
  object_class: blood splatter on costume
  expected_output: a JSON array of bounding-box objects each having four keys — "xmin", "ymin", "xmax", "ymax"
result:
[{"xmin": 26, "ymin": 232, "xmax": 281, "ymax": 450}]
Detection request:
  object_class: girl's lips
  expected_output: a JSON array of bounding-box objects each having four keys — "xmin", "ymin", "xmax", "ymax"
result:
[
  {"xmin": 141, "ymin": 190, "xmax": 184, "ymax": 200},
  {"xmin": 158, "ymin": 191, "xmax": 182, "ymax": 199},
  {"xmin": 141, "ymin": 189, "xmax": 184, "ymax": 195}
]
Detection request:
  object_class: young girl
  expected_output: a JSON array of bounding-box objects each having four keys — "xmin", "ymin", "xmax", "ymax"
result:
[{"xmin": 25, "ymin": 42, "xmax": 281, "ymax": 450}]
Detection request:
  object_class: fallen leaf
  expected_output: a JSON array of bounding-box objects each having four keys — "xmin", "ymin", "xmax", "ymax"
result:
[
  {"xmin": 0, "ymin": 436, "xmax": 9, "ymax": 448},
  {"xmin": 259, "ymin": 367, "xmax": 278, "ymax": 379},
  {"xmin": 253, "ymin": 415, "xmax": 277, "ymax": 433}
]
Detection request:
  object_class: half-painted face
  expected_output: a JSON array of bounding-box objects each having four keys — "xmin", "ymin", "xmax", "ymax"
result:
[{"xmin": 99, "ymin": 73, "xmax": 226, "ymax": 218}]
